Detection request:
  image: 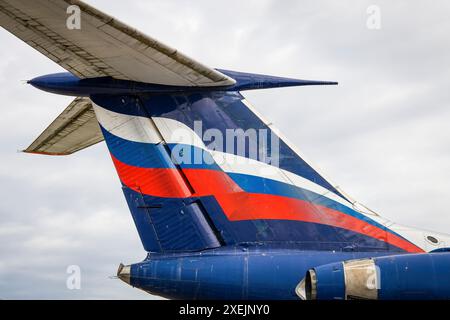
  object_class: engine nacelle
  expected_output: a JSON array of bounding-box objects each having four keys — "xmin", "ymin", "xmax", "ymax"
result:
[{"xmin": 297, "ymin": 252, "xmax": 450, "ymax": 300}]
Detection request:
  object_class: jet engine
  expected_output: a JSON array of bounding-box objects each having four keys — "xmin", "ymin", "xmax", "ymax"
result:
[{"xmin": 296, "ymin": 252, "xmax": 450, "ymax": 300}]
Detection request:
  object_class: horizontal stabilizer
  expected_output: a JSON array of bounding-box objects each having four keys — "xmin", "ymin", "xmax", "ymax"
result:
[
  {"xmin": 0, "ymin": 0, "xmax": 235, "ymax": 87},
  {"xmin": 24, "ymin": 97, "xmax": 103, "ymax": 155}
]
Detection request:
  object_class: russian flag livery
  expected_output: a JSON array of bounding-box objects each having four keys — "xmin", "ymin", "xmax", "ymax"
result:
[
  {"xmin": 3, "ymin": 0, "xmax": 450, "ymax": 300},
  {"xmin": 90, "ymin": 93, "xmax": 423, "ymax": 254}
]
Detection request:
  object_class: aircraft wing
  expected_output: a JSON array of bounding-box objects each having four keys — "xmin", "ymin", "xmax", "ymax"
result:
[
  {"xmin": 0, "ymin": 0, "xmax": 235, "ymax": 87},
  {"xmin": 24, "ymin": 97, "xmax": 103, "ymax": 155}
]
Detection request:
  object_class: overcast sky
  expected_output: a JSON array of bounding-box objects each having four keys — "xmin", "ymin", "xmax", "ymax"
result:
[{"xmin": 1, "ymin": 0, "xmax": 450, "ymax": 299}]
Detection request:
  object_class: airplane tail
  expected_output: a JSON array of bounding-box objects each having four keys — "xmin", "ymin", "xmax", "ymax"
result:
[
  {"xmin": 88, "ymin": 88, "xmax": 423, "ymax": 254},
  {"xmin": 2, "ymin": 0, "xmax": 426, "ymax": 254}
]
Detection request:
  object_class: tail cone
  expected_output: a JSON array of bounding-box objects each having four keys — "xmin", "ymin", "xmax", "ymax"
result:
[{"xmin": 117, "ymin": 263, "xmax": 131, "ymax": 284}]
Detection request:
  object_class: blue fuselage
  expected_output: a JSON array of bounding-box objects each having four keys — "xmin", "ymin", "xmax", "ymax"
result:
[{"xmin": 129, "ymin": 247, "xmax": 399, "ymax": 300}]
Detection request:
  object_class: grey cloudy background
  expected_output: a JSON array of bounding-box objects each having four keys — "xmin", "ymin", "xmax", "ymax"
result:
[{"xmin": 1, "ymin": 0, "xmax": 450, "ymax": 299}]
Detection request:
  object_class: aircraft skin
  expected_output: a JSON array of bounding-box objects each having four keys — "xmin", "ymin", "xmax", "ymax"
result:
[{"xmin": 1, "ymin": 0, "xmax": 450, "ymax": 300}]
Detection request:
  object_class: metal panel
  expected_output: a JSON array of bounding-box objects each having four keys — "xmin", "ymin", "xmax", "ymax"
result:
[{"xmin": 0, "ymin": 0, "xmax": 235, "ymax": 87}]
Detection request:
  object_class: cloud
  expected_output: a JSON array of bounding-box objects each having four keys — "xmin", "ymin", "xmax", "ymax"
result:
[{"xmin": 1, "ymin": 0, "xmax": 450, "ymax": 299}]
